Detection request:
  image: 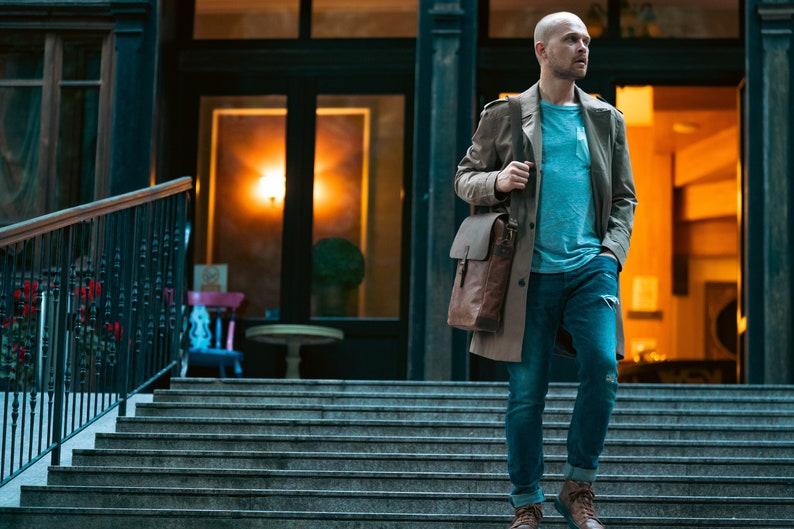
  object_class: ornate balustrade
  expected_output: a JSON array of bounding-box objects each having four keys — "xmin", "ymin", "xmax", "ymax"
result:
[{"xmin": 0, "ymin": 177, "xmax": 192, "ymax": 486}]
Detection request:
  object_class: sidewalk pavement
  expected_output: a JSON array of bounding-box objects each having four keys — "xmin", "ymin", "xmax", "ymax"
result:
[{"xmin": 0, "ymin": 393, "xmax": 153, "ymax": 507}]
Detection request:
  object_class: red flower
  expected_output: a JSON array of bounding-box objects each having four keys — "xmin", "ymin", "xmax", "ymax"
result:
[
  {"xmin": 103, "ymin": 321, "xmax": 123, "ymax": 342},
  {"xmin": 14, "ymin": 280, "xmax": 38, "ymax": 300},
  {"xmin": 76, "ymin": 280, "xmax": 101, "ymax": 302},
  {"xmin": 13, "ymin": 280, "xmax": 39, "ymax": 317}
]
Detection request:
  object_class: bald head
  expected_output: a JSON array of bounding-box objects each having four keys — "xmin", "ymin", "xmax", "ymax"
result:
[{"xmin": 534, "ymin": 12, "xmax": 587, "ymax": 60}]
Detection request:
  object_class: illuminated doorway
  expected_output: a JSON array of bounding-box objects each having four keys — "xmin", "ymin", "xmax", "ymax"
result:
[
  {"xmin": 192, "ymin": 91, "xmax": 409, "ymax": 379},
  {"xmin": 617, "ymin": 85, "xmax": 742, "ymax": 383},
  {"xmin": 195, "ymin": 95, "xmax": 405, "ymax": 320}
]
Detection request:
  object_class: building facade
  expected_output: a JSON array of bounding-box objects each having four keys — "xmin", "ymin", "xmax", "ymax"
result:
[{"xmin": 0, "ymin": 0, "xmax": 791, "ymax": 384}]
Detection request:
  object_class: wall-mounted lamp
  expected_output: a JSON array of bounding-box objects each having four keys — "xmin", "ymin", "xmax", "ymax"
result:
[{"xmin": 257, "ymin": 169, "xmax": 286, "ymax": 204}]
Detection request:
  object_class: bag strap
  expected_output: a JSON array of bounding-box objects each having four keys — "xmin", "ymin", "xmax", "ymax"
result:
[
  {"xmin": 507, "ymin": 95, "xmax": 524, "ymax": 161},
  {"xmin": 500, "ymin": 96, "xmax": 527, "ymax": 222},
  {"xmin": 507, "ymin": 94, "xmax": 540, "ymax": 242}
]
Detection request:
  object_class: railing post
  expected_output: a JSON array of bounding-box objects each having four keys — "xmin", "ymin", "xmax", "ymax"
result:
[
  {"xmin": 170, "ymin": 194, "xmax": 187, "ymax": 379},
  {"xmin": 49, "ymin": 226, "xmax": 72, "ymax": 467}
]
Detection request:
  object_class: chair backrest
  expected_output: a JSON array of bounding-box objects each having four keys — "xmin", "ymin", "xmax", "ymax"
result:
[{"xmin": 187, "ymin": 291, "xmax": 245, "ymax": 351}]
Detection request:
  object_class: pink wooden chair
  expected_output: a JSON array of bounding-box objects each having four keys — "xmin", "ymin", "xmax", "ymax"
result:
[{"xmin": 183, "ymin": 291, "xmax": 245, "ymax": 378}]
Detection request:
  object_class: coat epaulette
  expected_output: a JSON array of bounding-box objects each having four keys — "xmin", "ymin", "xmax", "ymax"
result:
[
  {"xmin": 595, "ymin": 94, "xmax": 623, "ymax": 114},
  {"xmin": 483, "ymin": 97, "xmax": 508, "ymax": 111}
]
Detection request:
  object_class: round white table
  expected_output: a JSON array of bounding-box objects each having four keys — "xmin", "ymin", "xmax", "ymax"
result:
[{"xmin": 246, "ymin": 324, "xmax": 344, "ymax": 379}]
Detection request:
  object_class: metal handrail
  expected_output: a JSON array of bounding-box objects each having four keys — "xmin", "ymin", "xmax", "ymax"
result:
[{"xmin": 0, "ymin": 177, "xmax": 191, "ymax": 487}]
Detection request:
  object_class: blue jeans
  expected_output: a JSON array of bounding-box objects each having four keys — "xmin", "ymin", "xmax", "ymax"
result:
[{"xmin": 506, "ymin": 255, "xmax": 620, "ymax": 508}]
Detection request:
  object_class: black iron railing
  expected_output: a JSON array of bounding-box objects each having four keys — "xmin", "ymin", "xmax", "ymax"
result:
[{"xmin": 0, "ymin": 177, "xmax": 192, "ymax": 486}]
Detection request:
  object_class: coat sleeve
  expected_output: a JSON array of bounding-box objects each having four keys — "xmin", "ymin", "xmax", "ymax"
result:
[
  {"xmin": 601, "ymin": 110, "xmax": 637, "ymax": 268},
  {"xmin": 454, "ymin": 102, "xmax": 513, "ymax": 207}
]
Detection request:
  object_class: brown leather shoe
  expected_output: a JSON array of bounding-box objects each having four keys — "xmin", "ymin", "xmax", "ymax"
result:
[
  {"xmin": 554, "ymin": 480, "xmax": 605, "ymax": 529},
  {"xmin": 509, "ymin": 503, "xmax": 543, "ymax": 529}
]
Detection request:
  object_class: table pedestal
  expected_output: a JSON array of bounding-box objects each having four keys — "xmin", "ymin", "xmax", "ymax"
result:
[{"xmin": 246, "ymin": 324, "xmax": 344, "ymax": 379}]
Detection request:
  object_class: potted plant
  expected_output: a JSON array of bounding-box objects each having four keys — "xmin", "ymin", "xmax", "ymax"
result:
[{"xmin": 311, "ymin": 237, "xmax": 365, "ymax": 316}]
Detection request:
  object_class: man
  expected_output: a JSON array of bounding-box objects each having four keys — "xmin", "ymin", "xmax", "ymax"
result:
[{"xmin": 454, "ymin": 11, "xmax": 637, "ymax": 529}]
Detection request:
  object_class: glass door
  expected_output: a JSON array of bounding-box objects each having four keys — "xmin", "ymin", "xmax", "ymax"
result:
[
  {"xmin": 195, "ymin": 95, "xmax": 287, "ymax": 318},
  {"xmin": 193, "ymin": 87, "xmax": 410, "ymax": 379},
  {"xmin": 310, "ymin": 95, "xmax": 404, "ymax": 320}
]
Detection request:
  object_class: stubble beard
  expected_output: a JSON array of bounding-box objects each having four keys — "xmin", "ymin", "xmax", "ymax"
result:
[{"xmin": 551, "ymin": 64, "xmax": 587, "ymax": 81}]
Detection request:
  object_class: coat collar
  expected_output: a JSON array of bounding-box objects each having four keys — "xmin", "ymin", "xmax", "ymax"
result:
[
  {"xmin": 518, "ymin": 82, "xmax": 612, "ymax": 117},
  {"xmin": 515, "ymin": 82, "xmax": 614, "ymax": 191}
]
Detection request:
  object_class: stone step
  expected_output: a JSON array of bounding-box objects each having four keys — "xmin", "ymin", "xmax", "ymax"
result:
[
  {"xmin": 67, "ymin": 449, "xmax": 793, "ymax": 477},
  {"xmin": 113, "ymin": 416, "xmax": 794, "ymax": 441},
  {"xmin": 3, "ymin": 378, "xmax": 792, "ymax": 529},
  {"xmin": 133, "ymin": 401, "xmax": 794, "ymax": 425},
  {"xmin": 152, "ymin": 388, "xmax": 794, "ymax": 411},
  {"xmin": 0, "ymin": 507, "xmax": 786, "ymax": 529},
  {"xmin": 41, "ymin": 466, "xmax": 794, "ymax": 497},
  {"xmin": 93, "ymin": 432, "xmax": 794, "ymax": 458},
  {"xmin": 167, "ymin": 378, "xmax": 794, "ymax": 400},
  {"xmin": 18, "ymin": 485, "xmax": 793, "ymax": 519}
]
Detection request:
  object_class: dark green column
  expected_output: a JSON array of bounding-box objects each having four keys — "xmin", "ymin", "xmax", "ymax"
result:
[
  {"xmin": 109, "ymin": 0, "xmax": 157, "ymax": 195},
  {"xmin": 745, "ymin": 0, "xmax": 794, "ymax": 384},
  {"xmin": 409, "ymin": 0, "xmax": 476, "ymax": 380}
]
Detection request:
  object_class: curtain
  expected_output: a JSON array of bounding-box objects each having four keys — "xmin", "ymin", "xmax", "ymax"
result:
[{"xmin": 0, "ymin": 86, "xmax": 42, "ymax": 224}]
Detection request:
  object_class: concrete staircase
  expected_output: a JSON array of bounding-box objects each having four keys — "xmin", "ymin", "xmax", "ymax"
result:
[{"xmin": 1, "ymin": 378, "xmax": 793, "ymax": 528}]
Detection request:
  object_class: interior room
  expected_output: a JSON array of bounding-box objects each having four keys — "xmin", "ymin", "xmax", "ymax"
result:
[{"xmin": 617, "ymin": 85, "xmax": 741, "ymax": 382}]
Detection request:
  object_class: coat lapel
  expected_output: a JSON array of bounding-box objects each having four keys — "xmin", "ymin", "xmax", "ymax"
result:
[
  {"xmin": 518, "ymin": 85, "xmax": 542, "ymax": 166},
  {"xmin": 577, "ymin": 86, "xmax": 613, "ymax": 236}
]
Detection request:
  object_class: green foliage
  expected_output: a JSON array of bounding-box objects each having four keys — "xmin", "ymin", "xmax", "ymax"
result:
[{"xmin": 311, "ymin": 237, "xmax": 365, "ymax": 288}]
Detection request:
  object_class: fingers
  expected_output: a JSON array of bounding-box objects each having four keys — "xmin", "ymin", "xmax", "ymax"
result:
[{"xmin": 496, "ymin": 161, "xmax": 534, "ymax": 192}]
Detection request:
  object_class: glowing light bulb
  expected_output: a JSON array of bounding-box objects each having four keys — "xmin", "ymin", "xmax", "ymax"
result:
[{"xmin": 257, "ymin": 170, "xmax": 285, "ymax": 203}]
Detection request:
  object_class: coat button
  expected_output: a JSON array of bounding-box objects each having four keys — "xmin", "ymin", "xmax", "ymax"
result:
[
  {"xmin": 518, "ymin": 279, "xmax": 526, "ymax": 287},
  {"xmin": 529, "ymin": 222, "xmax": 535, "ymax": 229}
]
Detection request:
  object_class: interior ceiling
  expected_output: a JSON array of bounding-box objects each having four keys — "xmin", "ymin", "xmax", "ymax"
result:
[{"xmin": 653, "ymin": 86, "xmax": 738, "ymax": 155}]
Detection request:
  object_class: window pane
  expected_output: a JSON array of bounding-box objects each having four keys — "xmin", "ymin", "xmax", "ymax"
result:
[
  {"xmin": 197, "ymin": 96, "xmax": 288, "ymax": 318},
  {"xmin": 621, "ymin": 1, "xmax": 739, "ymax": 38},
  {"xmin": 489, "ymin": 1, "xmax": 607, "ymax": 39},
  {"xmin": 0, "ymin": 33, "xmax": 44, "ymax": 79},
  {"xmin": 0, "ymin": 87, "xmax": 42, "ymax": 225},
  {"xmin": 489, "ymin": 1, "xmax": 738, "ymax": 39},
  {"xmin": 62, "ymin": 37, "xmax": 103, "ymax": 81},
  {"xmin": 57, "ymin": 87, "xmax": 99, "ymax": 209},
  {"xmin": 312, "ymin": 95, "xmax": 404, "ymax": 319},
  {"xmin": 193, "ymin": 0, "xmax": 299, "ymax": 39},
  {"xmin": 312, "ymin": 0, "xmax": 417, "ymax": 38}
]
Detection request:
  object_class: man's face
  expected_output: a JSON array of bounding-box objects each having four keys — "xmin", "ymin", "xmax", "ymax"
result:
[{"xmin": 540, "ymin": 17, "xmax": 590, "ymax": 80}]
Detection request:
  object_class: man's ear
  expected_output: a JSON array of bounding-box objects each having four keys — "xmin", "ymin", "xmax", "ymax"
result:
[{"xmin": 534, "ymin": 41, "xmax": 545, "ymax": 59}]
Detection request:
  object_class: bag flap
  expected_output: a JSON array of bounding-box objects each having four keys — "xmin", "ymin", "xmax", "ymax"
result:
[{"xmin": 449, "ymin": 212, "xmax": 506, "ymax": 260}]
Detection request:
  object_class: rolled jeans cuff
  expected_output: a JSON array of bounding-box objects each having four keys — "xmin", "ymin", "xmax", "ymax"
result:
[
  {"xmin": 510, "ymin": 486, "xmax": 546, "ymax": 508},
  {"xmin": 563, "ymin": 462, "xmax": 598, "ymax": 483}
]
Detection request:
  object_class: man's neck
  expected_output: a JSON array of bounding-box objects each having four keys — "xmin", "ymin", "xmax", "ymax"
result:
[{"xmin": 538, "ymin": 76, "xmax": 577, "ymax": 106}]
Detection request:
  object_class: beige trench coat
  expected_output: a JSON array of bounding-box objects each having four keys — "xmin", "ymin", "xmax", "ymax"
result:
[{"xmin": 454, "ymin": 83, "xmax": 637, "ymax": 363}]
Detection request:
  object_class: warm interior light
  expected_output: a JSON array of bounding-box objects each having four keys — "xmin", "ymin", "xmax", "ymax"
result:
[
  {"xmin": 616, "ymin": 86, "xmax": 654, "ymax": 126},
  {"xmin": 257, "ymin": 169, "xmax": 286, "ymax": 203},
  {"xmin": 672, "ymin": 121, "xmax": 699, "ymax": 134}
]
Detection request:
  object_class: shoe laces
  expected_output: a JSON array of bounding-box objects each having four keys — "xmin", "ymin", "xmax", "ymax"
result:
[
  {"xmin": 568, "ymin": 483, "xmax": 600, "ymax": 521},
  {"xmin": 511, "ymin": 504, "xmax": 542, "ymax": 528}
]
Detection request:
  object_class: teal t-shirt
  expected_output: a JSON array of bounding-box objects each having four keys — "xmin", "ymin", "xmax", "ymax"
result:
[{"xmin": 532, "ymin": 100, "xmax": 600, "ymax": 272}]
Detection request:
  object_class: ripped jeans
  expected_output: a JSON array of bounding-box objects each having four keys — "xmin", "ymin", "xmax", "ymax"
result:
[{"xmin": 506, "ymin": 255, "xmax": 620, "ymax": 508}]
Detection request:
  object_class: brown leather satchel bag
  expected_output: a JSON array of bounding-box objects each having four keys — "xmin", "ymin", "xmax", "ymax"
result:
[
  {"xmin": 447, "ymin": 95, "xmax": 524, "ymax": 332},
  {"xmin": 447, "ymin": 212, "xmax": 518, "ymax": 331}
]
